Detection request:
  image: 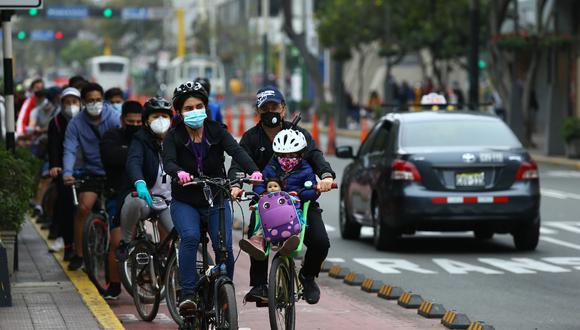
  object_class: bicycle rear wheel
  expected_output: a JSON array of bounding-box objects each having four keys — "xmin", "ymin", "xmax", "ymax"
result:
[
  {"xmin": 165, "ymin": 243, "xmax": 214, "ymax": 328},
  {"xmin": 268, "ymin": 256, "xmax": 296, "ymax": 330},
  {"xmin": 118, "ymin": 247, "xmax": 134, "ymax": 297},
  {"xmin": 82, "ymin": 213, "xmax": 109, "ymax": 294},
  {"xmin": 131, "ymin": 240, "xmax": 160, "ymax": 321}
]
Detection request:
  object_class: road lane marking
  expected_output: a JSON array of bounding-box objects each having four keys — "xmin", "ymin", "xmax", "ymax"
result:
[
  {"xmin": 542, "ymin": 257, "xmax": 580, "ymax": 270},
  {"xmin": 478, "ymin": 258, "xmax": 571, "ymax": 274},
  {"xmin": 325, "ymin": 224, "xmax": 336, "ymax": 232},
  {"xmin": 540, "ymin": 236, "xmax": 580, "ymax": 251},
  {"xmin": 540, "ymin": 227, "xmax": 558, "ymax": 235},
  {"xmin": 432, "ymin": 259, "xmax": 503, "ymax": 274},
  {"xmin": 542, "ymin": 222, "xmax": 580, "ymax": 234},
  {"xmin": 544, "ymin": 170, "xmax": 580, "ymax": 178},
  {"xmin": 353, "ymin": 258, "xmax": 437, "ymax": 274},
  {"xmin": 541, "ymin": 188, "xmax": 580, "ymax": 200},
  {"xmin": 326, "ymin": 258, "xmax": 346, "ymax": 263}
]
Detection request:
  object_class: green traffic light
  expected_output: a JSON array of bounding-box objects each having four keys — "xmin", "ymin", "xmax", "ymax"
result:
[
  {"xmin": 29, "ymin": 9, "xmax": 38, "ymax": 16},
  {"xmin": 17, "ymin": 31, "xmax": 27, "ymax": 40},
  {"xmin": 478, "ymin": 59, "xmax": 486, "ymax": 69},
  {"xmin": 103, "ymin": 8, "xmax": 113, "ymax": 18}
]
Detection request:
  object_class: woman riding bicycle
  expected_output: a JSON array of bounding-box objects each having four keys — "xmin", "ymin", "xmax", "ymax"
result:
[
  {"xmin": 162, "ymin": 81, "xmax": 262, "ymax": 315},
  {"xmin": 117, "ymin": 97, "xmax": 175, "ymax": 261}
]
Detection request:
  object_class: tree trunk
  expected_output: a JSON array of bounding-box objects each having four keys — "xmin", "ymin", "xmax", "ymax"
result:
[
  {"xmin": 521, "ymin": 52, "xmax": 539, "ymax": 147},
  {"xmin": 357, "ymin": 46, "xmax": 366, "ymax": 109},
  {"xmin": 281, "ymin": 0, "xmax": 325, "ymax": 113}
]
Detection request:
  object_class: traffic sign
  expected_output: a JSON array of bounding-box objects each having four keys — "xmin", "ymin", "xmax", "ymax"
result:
[
  {"xmin": 0, "ymin": 0, "xmax": 42, "ymax": 9},
  {"xmin": 122, "ymin": 7, "xmax": 148, "ymax": 20},
  {"xmin": 30, "ymin": 29, "xmax": 54, "ymax": 41},
  {"xmin": 46, "ymin": 6, "xmax": 88, "ymax": 19}
]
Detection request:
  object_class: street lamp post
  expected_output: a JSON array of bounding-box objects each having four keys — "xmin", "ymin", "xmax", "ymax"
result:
[
  {"xmin": 262, "ymin": 0, "xmax": 269, "ymax": 85},
  {"xmin": 468, "ymin": 0, "xmax": 480, "ymax": 108}
]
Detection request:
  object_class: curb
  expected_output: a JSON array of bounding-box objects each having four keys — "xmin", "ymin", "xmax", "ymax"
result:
[
  {"xmin": 321, "ymin": 261, "xmax": 496, "ymax": 330},
  {"xmin": 30, "ymin": 218, "xmax": 124, "ymax": 330},
  {"xmin": 531, "ymin": 153, "xmax": 580, "ymax": 170}
]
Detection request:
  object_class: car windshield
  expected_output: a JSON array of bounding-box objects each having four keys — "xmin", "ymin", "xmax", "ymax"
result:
[{"xmin": 401, "ymin": 119, "xmax": 522, "ymax": 148}]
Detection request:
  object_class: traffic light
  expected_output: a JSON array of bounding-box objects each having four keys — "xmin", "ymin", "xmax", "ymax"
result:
[
  {"xmin": 478, "ymin": 59, "xmax": 487, "ymax": 70},
  {"xmin": 54, "ymin": 31, "xmax": 64, "ymax": 40},
  {"xmin": 17, "ymin": 31, "xmax": 27, "ymax": 40},
  {"xmin": 29, "ymin": 9, "xmax": 39, "ymax": 17},
  {"xmin": 103, "ymin": 7, "xmax": 113, "ymax": 18}
]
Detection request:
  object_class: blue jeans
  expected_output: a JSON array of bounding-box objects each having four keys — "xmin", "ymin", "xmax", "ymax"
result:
[{"xmin": 170, "ymin": 199, "xmax": 234, "ymax": 292}]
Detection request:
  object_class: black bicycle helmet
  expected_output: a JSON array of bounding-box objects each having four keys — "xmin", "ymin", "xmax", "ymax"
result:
[
  {"xmin": 143, "ymin": 96, "xmax": 172, "ymax": 122},
  {"xmin": 172, "ymin": 80, "xmax": 209, "ymax": 111},
  {"xmin": 194, "ymin": 77, "xmax": 211, "ymax": 95}
]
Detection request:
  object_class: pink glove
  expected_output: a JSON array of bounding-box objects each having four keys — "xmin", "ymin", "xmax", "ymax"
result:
[
  {"xmin": 177, "ymin": 171, "xmax": 192, "ymax": 185},
  {"xmin": 249, "ymin": 171, "xmax": 263, "ymax": 181}
]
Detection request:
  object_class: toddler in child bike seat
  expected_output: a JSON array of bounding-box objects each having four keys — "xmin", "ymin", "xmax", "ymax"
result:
[{"xmin": 239, "ymin": 129, "xmax": 318, "ymax": 260}]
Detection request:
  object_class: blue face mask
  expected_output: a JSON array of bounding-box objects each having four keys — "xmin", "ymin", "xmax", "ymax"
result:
[
  {"xmin": 112, "ymin": 103, "xmax": 123, "ymax": 113},
  {"xmin": 183, "ymin": 109, "xmax": 207, "ymax": 129}
]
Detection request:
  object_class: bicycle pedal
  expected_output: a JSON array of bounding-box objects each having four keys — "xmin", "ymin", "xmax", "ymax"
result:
[
  {"xmin": 135, "ymin": 252, "xmax": 150, "ymax": 265},
  {"xmin": 255, "ymin": 301, "xmax": 268, "ymax": 308}
]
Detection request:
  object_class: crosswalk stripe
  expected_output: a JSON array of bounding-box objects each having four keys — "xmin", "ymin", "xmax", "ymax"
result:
[
  {"xmin": 540, "ymin": 237, "xmax": 580, "ymax": 251},
  {"xmin": 543, "ymin": 222, "xmax": 580, "ymax": 234}
]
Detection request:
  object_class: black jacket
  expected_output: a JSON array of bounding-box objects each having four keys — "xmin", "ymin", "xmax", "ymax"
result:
[
  {"xmin": 163, "ymin": 120, "xmax": 259, "ymax": 207},
  {"xmin": 228, "ymin": 121, "xmax": 335, "ymax": 183},
  {"xmin": 100, "ymin": 126, "xmax": 133, "ymax": 193},
  {"xmin": 47, "ymin": 113, "xmax": 69, "ymax": 169},
  {"xmin": 126, "ymin": 128, "xmax": 164, "ymax": 189}
]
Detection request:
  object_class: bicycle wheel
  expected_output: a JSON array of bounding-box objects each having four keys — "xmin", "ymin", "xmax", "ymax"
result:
[
  {"xmin": 165, "ymin": 243, "xmax": 215, "ymax": 328},
  {"xmin": 214, "ymin": 282, "xmax": 238, "ymax": 330},
  {"xmin": 268, "ymin": 256, "xmax": 296, "ymax": 330},
  {"xmin": 118, "ymin": 248, "xmax": 134, "ymax": 297},
  {"xmin": 131, "ymin": 240, "xmax": 160, "ymax": 322},
  {"xmin": 82, "ymin": 212, "xmax": 109, "ymax": 294}
]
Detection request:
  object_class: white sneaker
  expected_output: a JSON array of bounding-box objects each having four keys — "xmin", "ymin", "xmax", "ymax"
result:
[{"xmin": 49, "ymin": 237, "xmax": 64, "ymax": 252}]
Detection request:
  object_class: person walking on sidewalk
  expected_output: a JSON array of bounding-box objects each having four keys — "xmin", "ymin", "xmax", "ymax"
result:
[
  {"xmin": 62, "ymin": 83, "xmax": 121, "ymax": 271},
  {"xmin": 229, "ymin": 86, "xmax": 336, "ymax": 305}
]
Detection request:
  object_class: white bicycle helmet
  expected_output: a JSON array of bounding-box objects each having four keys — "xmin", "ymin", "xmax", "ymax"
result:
[{"xmin": 272, "ymin": 129, "xmax": 307, "ymax": 154}]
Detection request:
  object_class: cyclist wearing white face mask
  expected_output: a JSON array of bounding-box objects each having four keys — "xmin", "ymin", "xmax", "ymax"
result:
[
  {"xmin": 62, "ymin": 82, "xmax": 121, "ymax": 270},
  {"xmin": 116, "ymin": 97, "xmax": 175, "ymax": 264}
]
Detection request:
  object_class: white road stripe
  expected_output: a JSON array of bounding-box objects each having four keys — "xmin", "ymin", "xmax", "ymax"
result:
[
  {"xmin": 326, "ymin": 258, "xmax": 345, "ymax": 263},
  {"xmin": 541, "ymin": 188, "xmax": 580, "ymax": 200},
  {"xmin": 543, "ymin": 222, "xmax": 580, "ymax": 234},
  {"xmin": 540, "ymin": 227, "xmax": 558, "ymax": 235},
  {"xmin": 325, "ymin": 224, "xmax": 336, "ymax": 232},
  {"xmin": 540, "ymin": 237, "xmax": 580, "ymax": 251}
]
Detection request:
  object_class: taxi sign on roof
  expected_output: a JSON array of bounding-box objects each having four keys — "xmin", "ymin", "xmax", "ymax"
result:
[
  {"xmin": 420, "ymin": 92, "xmax": 447, "ymax": 105},
  {"xmin": 0, "ymin": 0, "xmax": 43, "ymax": 9}
]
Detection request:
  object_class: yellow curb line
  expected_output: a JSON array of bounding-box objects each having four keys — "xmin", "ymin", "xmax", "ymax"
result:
[{"xmin": 30, "ymin": 218, "xmax": 124, "ymax": 330}]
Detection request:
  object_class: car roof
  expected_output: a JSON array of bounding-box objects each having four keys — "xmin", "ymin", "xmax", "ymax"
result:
[{"xmin": 383, "ymin": 111, "xmax": 500, "ymax": 123}]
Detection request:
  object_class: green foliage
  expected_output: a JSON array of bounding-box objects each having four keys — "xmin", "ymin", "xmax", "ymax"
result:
[
  {"xmin": 0, "ymin": 147, "xmax": 40, "ymax": 232},
  {"xmin": 562, "ymin": 117, "xmax": 580, "ymax": 143},
  {"xmin": 61, "ymin": 39, "xmax": 101, "ymax": 66}
]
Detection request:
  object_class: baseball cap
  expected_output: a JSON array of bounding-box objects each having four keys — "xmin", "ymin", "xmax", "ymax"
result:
[
  {"xmin": 256, "ymin": 86, "xmax": 285, "ymax": 108},
  {"xmin": 61, "ymin": 87, "xmax": 81, "ymax": 99}
]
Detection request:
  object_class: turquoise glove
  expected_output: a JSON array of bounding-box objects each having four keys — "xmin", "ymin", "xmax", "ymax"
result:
[{"xmin": 135, "ymin": 180, "xmax": 153, "ymax": 207}]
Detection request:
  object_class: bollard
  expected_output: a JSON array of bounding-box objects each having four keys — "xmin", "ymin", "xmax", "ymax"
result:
[{"xmin": 0, "ymin": 240, "xmax": 12, "ymax": 307}]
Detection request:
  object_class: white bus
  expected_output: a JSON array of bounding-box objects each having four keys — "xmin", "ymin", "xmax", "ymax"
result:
[
  {"xmin": 86, "ymin": 55, "xmax": 131, "ymax": 93},
  {"xmin": 164, "ymin": 55, "xmax": 226, "ymax": 99}
]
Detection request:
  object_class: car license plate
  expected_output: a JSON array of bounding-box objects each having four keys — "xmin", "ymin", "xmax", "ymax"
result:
[{"xmin": 456, "ymin": 172, "xmax": 485, "ymax": 186}]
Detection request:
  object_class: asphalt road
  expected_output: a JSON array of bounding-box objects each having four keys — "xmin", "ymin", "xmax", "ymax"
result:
[{"xmin": 316, "ymin": 137, "xmax": 580, "ymax": 330}]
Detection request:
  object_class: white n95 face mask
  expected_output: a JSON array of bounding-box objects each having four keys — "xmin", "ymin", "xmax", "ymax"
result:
[
  {"xmin": 86, "ymin": 101, "xmax": 103, "ymax": 116},
  {"xmin": 150, "ymin": 117, "xmax": 171, "ymax": 135}
]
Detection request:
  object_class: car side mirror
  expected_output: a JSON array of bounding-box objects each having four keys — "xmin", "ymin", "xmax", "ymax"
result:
[{"xmin": 336, "ymin": 146, "xmax": 354, "ymax": 159}]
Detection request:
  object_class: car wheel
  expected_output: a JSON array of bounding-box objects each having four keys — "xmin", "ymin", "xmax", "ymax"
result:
[
  {"xmin": 474, "ymin": 230, "xmax": 494, "ymax": 240},
  {"xmin": 372, "ymin": 201, "xmax": 398, "ymax": 251},
  {"xmin": 512, "ymin": 218, "xmax": 540, "ymax": 251},
  {"xmin": 339, "ymin": 199, "xmax": 361, "ymax": 240}
]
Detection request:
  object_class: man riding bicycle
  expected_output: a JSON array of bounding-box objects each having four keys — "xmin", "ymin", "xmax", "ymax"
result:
[
  {"xmin": 229, "ymin": 86, "xmax": 336, "ymax": 305},
  {"xmin": 62, "ymin": 83, "xmax": 121, "ymax": 270}
]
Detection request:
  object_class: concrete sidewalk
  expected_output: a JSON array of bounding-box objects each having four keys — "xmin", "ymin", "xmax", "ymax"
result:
[{"xmin": 0, "ymin": 219, "xmax": 102, "ymax": 330}]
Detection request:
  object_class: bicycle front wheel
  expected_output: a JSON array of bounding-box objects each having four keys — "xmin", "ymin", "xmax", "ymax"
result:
[
  {"xmin": 214, "ymin": 282, "xmax": 238, "ymax": 329},
  {"xmin": 131, "ymin": 240, "xmax": 160, "ymax": 321},
  {"xmin": 268, "ymin": 256, "xmax": 296, "ymax": 330},
  {"xmin": 82, "ymin": 213, "xmax": 109, "ymax": 294}
]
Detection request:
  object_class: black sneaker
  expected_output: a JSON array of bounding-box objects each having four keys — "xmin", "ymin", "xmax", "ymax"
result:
[
  {"xmin": 299, "ymin": 271, "xmax": 320, "ymax": 304},
  {"xmin": 243, "ymin": 284, "xmax": 268, "ymax": 303},
  {"xmin": 67, "ymin": 255, "xmax": 83, "ymax": 271},
  {"xmin": 63, "ymin": 246, "xmax": 75, "ymax": 261},
  {"xmin": 102, "ymin": 283, "xmax": 121, "ymax": 300},
  {"xmin": 178, "ymin": 293, "xmax": 197, "ymax": 316},
  {"xmin": 115, "ymin": 240, "xmax": 129, "ymax": 262}
]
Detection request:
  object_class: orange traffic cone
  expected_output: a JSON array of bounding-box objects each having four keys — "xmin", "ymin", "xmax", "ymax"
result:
[
  {"xmin": 311, "ymin": 112, "xmax": 320, "ymax": 146},
  {"xmin": 238, "ymin": 106, "xmax": 246, "ymax": 137},
  {"xmin": 327, "ymin": 116, "xmax": 336, "ymax": 155},
  {"xmin": 360, "ymin": 117, "xmax": 369, "ymax": 143},
  {"xmin": 226, "ymin": 106, "xmax": 233, "ymax": 134}
]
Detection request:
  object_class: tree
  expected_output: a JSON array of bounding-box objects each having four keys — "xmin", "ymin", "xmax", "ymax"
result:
[
  {"xmin": 60, "ymin": 39, "xmax": 101, "ymax": 67},
  {"xmin": 281, "ymin": 0, "xmax": 325, "ymax": 112}
]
